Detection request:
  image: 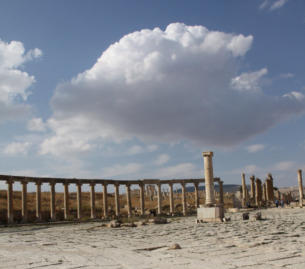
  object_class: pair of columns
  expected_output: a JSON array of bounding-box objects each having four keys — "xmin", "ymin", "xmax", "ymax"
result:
[{"xmin": 7, "ymin": 180, "xmax": 43, "ymax": 224}]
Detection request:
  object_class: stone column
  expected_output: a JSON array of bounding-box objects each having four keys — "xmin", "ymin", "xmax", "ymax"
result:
[
  {"xmin": 203, "ymin": 151, "xmax": 215, "ymax": 206},
  {"xmin": 139, "ymin": 183, "xmax": 145, "ymax": 216},
  {"xmin": 35, "ymin": 181, "xmax": 42, "ymax": 221},
  {"xmin": 103, "ymin": 183, "xmax": 108, "ymax": 218},
  {"xmin": 255, "ymin": 178, "xmax": 262, "ymax": 206},
  {"xmin": 157, "ymin": 183, "xmax": 162, "ymax": 215},
  {"xmin": 76, "ymin": 183, "xmax": 82, "ymax": 219},
  {"xmin": 219, "ymin": 180, "xmax": 224, "ymax": 205},
  {"xmin": 63, "ymin": 183, "xmax": 69, "ymax": 220},
  {"xmin": 250, "ymin": 175, "xmax": 255, "ymax": 201},
  {"xmin": 125, "ymin": 184, "xmax": 132, "ymax": 217},
  {"xmin": 169, "ymin": 183, "xmax": 174, "ymax": 215},
  {"xmin": 49, "ymin": 182, "xmax": 56, "ymax": 221},
  {"xmin": 21, "ymin": 181, "xmax": 28, "ymax": 222},
  {"xmin": 263, "ymin": 182, "xmax": 267, "ymax": 202},
  {"xmin": 90, "ymin": 183, "xmax": 96, "ymax": 219},
  {"xmin": 6, "ymin": 179, "xmax": 14, "ymax": 224},
  {"xmin": 181, "ymin": 182, "xmax": 187, "ymax": 216},
  {"xmin": 194, "ymin": 182, "xmax": 199, "ymax": 208},
  {"xmin": 267, "ymin": 174, "xmax": 274, "ymax": 201},
  {"xmin": 266, "ymin": 179, "xmax": 273, "ymax": 202},
  {"xmin": 298, "ymin": 169, "xmax": 303, "ymax": 207},
  {"xmin": 241, "ymin": 173, "xmax": 247, "ymax": 208},
  {"xmin": 114, "ymin": 183, "xmax": 120, "ymax": 217}
]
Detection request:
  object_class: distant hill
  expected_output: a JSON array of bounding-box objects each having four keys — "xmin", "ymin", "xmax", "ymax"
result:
[{"xmin": 175, "ymin": 184, "xmax": 241, "ymax": 193}]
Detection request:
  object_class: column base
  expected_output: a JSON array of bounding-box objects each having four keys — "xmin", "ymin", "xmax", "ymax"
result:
[{"xmin": 197, "ymin": 206, "xmax": 224, "ymax": 223}]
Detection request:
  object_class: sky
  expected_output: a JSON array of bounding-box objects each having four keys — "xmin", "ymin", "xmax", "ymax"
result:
[{"xmin": 0, "ymin": 0, "xmax": 305, "ymax": 190}]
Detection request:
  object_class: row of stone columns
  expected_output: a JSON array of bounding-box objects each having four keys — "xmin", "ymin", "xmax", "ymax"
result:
[
  {"xmin": 4, "ymin": 179, "xmax": 224, "ymax": 223},
  {"xmin": 242, "ymin": 174, "xmax": 276, "ymax": 207}
]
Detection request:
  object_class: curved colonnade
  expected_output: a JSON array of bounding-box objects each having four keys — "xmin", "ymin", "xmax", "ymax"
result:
[{"xmin": 0, "ymin": 175, "xmax": 224, "ymax": 224}]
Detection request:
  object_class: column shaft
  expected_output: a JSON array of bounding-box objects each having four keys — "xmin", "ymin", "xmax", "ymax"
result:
[
  {"xmin": 64, "ymin": 183, "xmax": 69, "ymax": 220},
  {"xmin": 241, "ymin": 173, "xmax": 247, "ymax": 208},
  {"xmin": 126, "ymin": 184, "xmax": 132, "ymax": 217},
  {"xmin": 76, "ymin": 184, "xmax": 82, "ymax": 219},
  {"xmin": 169, "ymin": 183, "xmax": 174, "ymax": 215},
  {"xmin": 181, "ymin": 183, "xmax": 187, "ymax": 216},
  {"xmin": 255, "ymin": 178, "xmax": 262, "ymax": 206},
  {"xmin": 90, "ymin": 184, "xmax": 96, "ymax": 219},
  {"xmin": 298, "ymin": 169, "xmax": 303, "ymax": 207},
  {"xmin": 50, "ymin": 182, "xmax": 56, "ymax": 221},
  {"xmin": 114, "ymin": 184, "xmax": 120, "ymax": 217},
  {"xmin": 21, "ymin": 182, "xmax": 28, "ymax": 222},
  {"xmin": 7, "ymin": 180, "xmax": 13, "ymax": 224},
  {"xmin": 103, "ymin": 183, "xmax": 108, "ymax": 218},
  {"xmin": 250, "ymin": 176, "xmax": 256, "ymax": 201},
  {"xmin": 139, "ymin": 183, "xmax": 145, "ymax": 216},
  {"xmin": 203, "ymin": 152, "xmax": 215, "ymax": 206},
  {"xmin": 36, "ymin": 182, "xmax": 42, "ymax": 220},
  {"xmin": 157, "ymin": 183, "xmax": 162, "ymax": 215},
  {"xmin": 194, "ymin": 183, "xmax": 199, "ymax": 208},
  {"xmin": 219, "ymin": 180, "xmax": 224, "ymax": 205}
]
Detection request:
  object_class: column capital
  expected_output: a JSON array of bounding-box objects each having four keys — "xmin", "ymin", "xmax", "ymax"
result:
[
  {"xmin": 6, "ymin": 179, "xmax": 14, "ymax": 184},
  {"xmin": 35, "ymin": 181, "xmax": 42, "ymax": 186},
  {"xmin": 89, "ymin": 182, "xmax": 95, "ymax": 187},
  {"xmin": 21, "ymin": 180, "xmax": 28, "ymax": 185},
  {"xmin": 63, "ymin": 182, "xmax": 70, "ymax": 186},
  {"xmin": 202, "ymin": 151, "xmax": 213, "ymax": 157}
]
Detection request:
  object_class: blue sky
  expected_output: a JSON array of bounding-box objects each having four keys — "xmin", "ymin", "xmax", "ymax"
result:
[{"xmin": 0, "ymin": 0, "xmax": 305, "ymax": 189}]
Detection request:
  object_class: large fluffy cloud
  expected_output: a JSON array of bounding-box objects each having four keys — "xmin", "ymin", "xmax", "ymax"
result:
[
  {"xmin": 0, "ymin": 39, "xmax": 42, "ymax": 123},
  {"xmin": 42, "ymin": 23, "xmax": 305, "ymax": 155}
]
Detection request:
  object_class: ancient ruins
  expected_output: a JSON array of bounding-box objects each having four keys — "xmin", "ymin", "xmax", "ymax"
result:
[
  {"xmin": 0, "ymin": 175, "xmax": 224, "ymax": 224},
  {"xmin": 0, "ymin": 151, "xmax": 304, "ymax": 225}
]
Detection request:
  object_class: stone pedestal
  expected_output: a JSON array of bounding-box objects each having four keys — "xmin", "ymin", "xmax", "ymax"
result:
[{"xmin": 197, "ymin": 206, "xmax": 224, "ymax": 223}]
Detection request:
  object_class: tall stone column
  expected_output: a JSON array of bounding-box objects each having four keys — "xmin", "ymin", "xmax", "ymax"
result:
[
  {"xmin": 219, "ymin": 180, "xmax": 224, "ymax": 205},
  {"xmin": 125, "ymin": 184, "xmax": 132, "ymax": 217},
  {"xmin": 63, "ymin": 183, "xmax": 69, "ymax": 220},
  {"xmin": 194, "ymin": 182, "xmax": 199, "ymax": 208},
  {"xmin": 203, "ymin": 152, "xmax": 215, "ymax": 206},
  {"xmin": 103, "ymin": 183, "xmax": 108, "ymax": 218},
  {"xmin": 262, "ymin": 182, "xmax": 267, "ymax": 202},
  {"xmin": 169, "ymin": 183, "xmax": 174, "ymax": 215},
  {"xmin": 266, "ymin": 179, "xmax": 273, "ymax": 202},
  {"xmin": 139, "ymin": 183, "xmax": 145, "ymax": 216},
  {"xmin": 298, "ymin": 169, "xmax": 303, "ymax": 207},
  {"xmin": 267, "ymin": 174, "xmax": 274, "ymax": 201},
  {"xmin": 114, "ymin": 183, "xmax": 120, "ymax": 217},
  {"xmin": 76, "ymin": 183, "xmax": 82, "ymax": 219},
  {"xmin": 6, "ymin": 179, "xmax": 14, "ymax": 224},
  {"xmin": 157, "ymin": 183, "xmax": 162, "ymax": 215},
  {"xmin": 255, "ymin": 178, "xmax": 262, "ymax": 206},
  {"xmin": 35, "ymin": 181, "xmax": 42, "ymax": 221},
  {"xmin": 49, "ymin": 182, "xmax": 56, "ymax": 221},
  {"xmin": 21, "ymin": 181, "xmax": 28, "ymax": 222},
  {"xmin": 90, "ymin": 183, "xmax": 96, "ymax": 219},
  {"xmin": 181, "ymin": 182, "xmax": 187, "ymax": 216},
  {"xmin": 250, "ymin": 175, "xmax": 256, "ymax": 201},
  {"xmin": 241, "ymin": 173, "xmax": 247, "ymax": 208}
]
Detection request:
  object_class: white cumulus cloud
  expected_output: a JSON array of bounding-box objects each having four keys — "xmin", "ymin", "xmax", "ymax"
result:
[
  {"xmin": 0, "ymin": 39, "xmax": 42, "ymax": 124},
  {"xmin": 154, "ymin": 154, "xmax": 170, "ymax": 166},
  {"xmin": 42, "ymin": 23, "xmax": 305, "ymax": 155},
  {"xmin": 260, "ymin": 0, "xmax": 289, "ymax": 11},
  {"xmin": 3, "ymin": 142, "xmax": 31, "ymax": 155},
  {"xmin": 27, "ymin": 117, "xmax": 47, "ymax": 132},
  {"xmin": 246, "ymin": 144, "xmax": 265, "ymax": 153}
]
